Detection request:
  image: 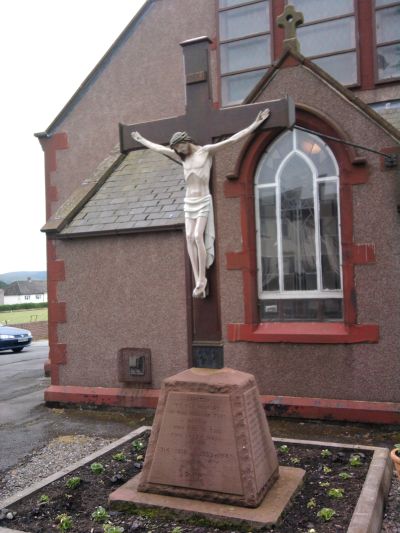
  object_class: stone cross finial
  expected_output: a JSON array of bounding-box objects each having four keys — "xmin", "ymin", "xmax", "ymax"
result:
[{"xmin": 277, "ymin": 4, "xmax": 304, "ymax": 53}]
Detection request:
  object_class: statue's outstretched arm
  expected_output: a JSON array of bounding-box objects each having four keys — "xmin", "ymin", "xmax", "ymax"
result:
[
  {"xmin": 202, "ymin": 108, "xmax": 270, "ymax": 154},
  {"xmin": 131, "ymin": 131, "xmax": 181, "ymax": 162}
]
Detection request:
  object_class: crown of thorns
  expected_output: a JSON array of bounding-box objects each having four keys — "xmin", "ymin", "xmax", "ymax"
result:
[{"xmin": 169, "ymin": 131, "xmax": 193, "ymax": 148}]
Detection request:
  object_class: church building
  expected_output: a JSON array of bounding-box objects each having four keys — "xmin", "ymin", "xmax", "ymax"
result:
[{"xmin": 38, "ymin": 0, "xmax": 400, "ymax": 423}]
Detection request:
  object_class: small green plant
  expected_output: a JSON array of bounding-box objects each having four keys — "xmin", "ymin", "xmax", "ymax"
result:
[
  {"xmin": 339, "ymin": 471, "xmax": 352, "ymax": 480},
  {"xmin": 103, "ymin": 524, "xmax": 124, "ymax": 533},
  {"xmin": 322, "ymin": 465, "xmax": 332, "ymax": 474},
  {"xmin": 91, "ymin": 462, "xmax": 105, "ymax": 474},
  {"xmin": 278, "ymin": 444, "xmax": 289, "ymax": 453},
  {"xmin": 321, "ymin": 449, "xmax": 332, "ymax": 458},
  {"xmin": 66, "ymin": 476, "xmax": 81, "ymax": 489},
  {"xmin": 290, "ymin": 456, "xmax": 300, "ymax": 464},
  {"xmin": 349, "ymin": 454, "xmax": 362, "ymax": 467},
  {"xmin": 112, "ymin": 452, "xmax": 126, "ymax": 462},
  {"xmin": 307, "ymin": 497, "xmax": 317, "ymax": 509},
  {"xmin": 317, "ymin": 507, "xmax": 336, "ymax": 522},
  {"xmin": 171, "ymin": 527, "xmax": 183, "ymax": 533},
  {"xmin": 91, "ymin": 506, "xmax": 110, "ymax": 523},
  {"xmin": 56, "ymin": 513, "xmax": 73, "ymax": 531},
  {"xmin": 318, "ymin": 481, "xmax": 330, "ymax": 487},
  {"xmin": 328, "ymin": 487, "xmax": 344, "ymax": 499},
  {"xmin": 132, "ymin": 439, "xmax": 145, "ymax": 451},
  {"xmin": 38, "ymin": 494, "xmax": 49, "ymax": 504}
]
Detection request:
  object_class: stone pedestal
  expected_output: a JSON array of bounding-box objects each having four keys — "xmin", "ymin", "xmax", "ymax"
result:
[{"xmin": 139, "ymin": 367, "xmax": 279, "ymax": 507}]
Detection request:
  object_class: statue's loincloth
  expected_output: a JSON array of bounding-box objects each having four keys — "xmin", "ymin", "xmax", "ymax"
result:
[{"xmin": 184, "ymin": 194, "xmax": 215, "ymax": 268}]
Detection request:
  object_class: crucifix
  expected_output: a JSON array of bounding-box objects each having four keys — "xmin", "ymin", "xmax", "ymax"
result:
[
  {"xmin": 277, "ymin": 4, "xmax": 304, "ymax": 53},
  {"xmin": 120, "ymin": 36, "xmax": 295, "ymax": 303}
]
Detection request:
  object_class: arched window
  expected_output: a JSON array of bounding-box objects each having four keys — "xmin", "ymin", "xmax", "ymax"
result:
[{"xmin": 255, "ymin": 129, "xmax": 343, "ymax": 322}]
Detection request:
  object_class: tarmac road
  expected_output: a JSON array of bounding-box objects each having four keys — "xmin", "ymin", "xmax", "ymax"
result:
[{"xmin": 0, "ymin": 341, "xmax": 153, "ymax": 473}]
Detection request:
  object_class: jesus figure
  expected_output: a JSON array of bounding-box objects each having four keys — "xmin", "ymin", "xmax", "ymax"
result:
[{"xmin": 131, "ymin": 108, "xmax": 270, "ymax": 298}]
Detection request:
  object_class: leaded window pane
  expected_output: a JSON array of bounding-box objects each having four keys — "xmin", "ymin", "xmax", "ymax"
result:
[
  {"xmin": 221, "ymin": 69, "xmax": 266, "ymax": 105},
  {"xmin": 376, "ymin": 5, "xmax": 400, "ymax": 44},
  {"xmin": 256, "ymin": 131, "xmax": 293, "ymax": 184},
  {"xmin": 258, "ymin": 188, "xmax": 279, "ymax": 291},
  {"xmin": 312, "ymin": 52, "xmax": 357, "ymax": 85},
  {"xmin": 280, "ymin": 154, "xmax": 317, "ymax": 291},
  {"xmin": 291, "ymin": 0, "xmax": 353, "ymax": 23},
  {"xmin": 219, "ymin": 1, "xmax": 269, "ymax": 41},
  {"xmin": 255, "ymin": 131, "xmax": 343, "ymax": 322},
  {"xmin": 377, "ymin": 43, "xmax": 400, "ymax": 80},
  {"xmin": 319, "ymin": 182, "xmax": 341, "ymax": 290},
  {"xmin": 296, "ymin": 130, "xmax": 337, "ymax": 177},
  {"xmin": 297, "ymin": 17, "xmax": 355, "ymax": 57},
  {"xmin": 220, "ymin": 35, "xmax": 270, "ymax": 74}
]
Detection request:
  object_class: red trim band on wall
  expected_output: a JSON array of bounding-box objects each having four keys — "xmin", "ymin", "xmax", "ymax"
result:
[{"xmin": 44, "ymin": 385, "xmax": 400, "ymax": 424}]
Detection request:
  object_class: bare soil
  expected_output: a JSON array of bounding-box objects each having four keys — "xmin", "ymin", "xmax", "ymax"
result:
[{"xmin": 2, "ymin": 431, "xmax": 372, "ymax": 533}]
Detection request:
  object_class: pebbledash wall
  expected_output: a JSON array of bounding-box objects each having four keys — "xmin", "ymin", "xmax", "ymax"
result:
[
  {"xmin": 215, "ymin": 61, "xmax": 400, "ymax": 405},
  {"xmin": 56, "ymin": 234, "xmax": 189, "ymax": 389},
  {"xmin": 40, "ymin": 0, "xmax": 400, "ymax": 422}
]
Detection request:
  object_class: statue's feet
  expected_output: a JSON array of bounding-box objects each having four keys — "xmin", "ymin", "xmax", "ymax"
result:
[{"xmin": 193, "ymin": 279, "xmax": 208, "ymax": 299}]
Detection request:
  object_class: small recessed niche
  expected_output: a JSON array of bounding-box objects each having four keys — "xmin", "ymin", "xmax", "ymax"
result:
[{"xmin": 118, "ymin": 348, "xmax": 152, "ymax": 384}]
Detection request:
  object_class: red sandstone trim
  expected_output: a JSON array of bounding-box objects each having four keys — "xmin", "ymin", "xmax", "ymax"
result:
[
  {"xmin": 262, "ymin": 394, "xmax": 400, "ymax": 425},
  {"xmin": 44, "ymin": 385, "xmax": 160, "ymax": 409},
  {"xmin": 226, "ymin": 322, "xmax": 379, "ymax": 344},
  {"xmin": 224, "ymin": 108, "xmax": 379, "ymax": 343},
  {"xmin": 43, "ymin": 133, "xmax": 68, "ymax": 386},
  {"xmin": 39, "ymin": 132, "xmax": 68, "ymax": 219},
  {"xmin": 44, "ymin": 385, "xmax": 400, "ymax": 424}
]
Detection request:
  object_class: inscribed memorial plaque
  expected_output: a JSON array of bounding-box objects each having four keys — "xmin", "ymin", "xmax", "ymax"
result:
[{"xmin": 148, "ymin": 391, "xmax": 243, "ymax": 494}]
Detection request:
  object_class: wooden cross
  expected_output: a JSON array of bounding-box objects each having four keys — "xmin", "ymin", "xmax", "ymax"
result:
[
  {"xmin": 277, "ymin": 4, "xmax": 304, "ymax": 53},
  {"xmin": 119, "ymin": 36, "xmax": 295, "ymax": 353},
  {"xmin": 119, "ymin": 37, "xmax": 295, "ymax": 154}
]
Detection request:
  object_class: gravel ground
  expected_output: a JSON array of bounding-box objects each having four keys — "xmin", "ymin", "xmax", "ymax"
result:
[
  {"xmin": 0, "ymin": 434, "xmax": 399, "ymax": 532},
  {"xmin": 0, "ymin": 435, "xmax": 112, "ymax": 503},
  {"xmin": 381, "ymin": 473, "xmax": 400, "ymax": 533}
]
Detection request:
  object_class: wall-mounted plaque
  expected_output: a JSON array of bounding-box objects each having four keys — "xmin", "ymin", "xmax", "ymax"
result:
[
  {"xmin": 118, "ymin": 348, "xmax": 152, "ymax": 384},
  {"xmin": 192, "ymin": 344, "xmax": 223, "ymax": 369}
]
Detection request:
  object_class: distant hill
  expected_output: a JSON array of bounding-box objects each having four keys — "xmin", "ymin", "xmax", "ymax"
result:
[
  {"xmin": 0, "ymin": 271, "xmax": 47, "ymax": 284},
  {"xmin": 0, "ymin": 280, "xmax": 7, "ymax": 289}
]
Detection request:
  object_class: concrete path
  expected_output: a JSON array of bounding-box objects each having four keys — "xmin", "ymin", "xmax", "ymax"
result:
[{"xmin": 0, "ymin": 342, "xmax": 152, "ymax": 472}]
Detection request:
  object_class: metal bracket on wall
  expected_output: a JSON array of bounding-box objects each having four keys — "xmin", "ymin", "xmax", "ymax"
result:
[{"xmin": 294, "ymin": 126, "xmax": 398, "ymax": 169}]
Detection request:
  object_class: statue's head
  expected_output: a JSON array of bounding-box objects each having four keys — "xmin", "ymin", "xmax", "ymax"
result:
[{"xmin": 169, "ymin": 131, "xmax": 194, "ymax": 158}]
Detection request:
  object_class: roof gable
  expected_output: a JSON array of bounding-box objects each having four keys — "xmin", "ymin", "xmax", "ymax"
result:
[
  {"xmin": 5, "ymin": 280, "xmax": 47, "ymax": 296},
  {"xmin": 245, "ymin": 48, "xmax": 400, "ymax": 145}
]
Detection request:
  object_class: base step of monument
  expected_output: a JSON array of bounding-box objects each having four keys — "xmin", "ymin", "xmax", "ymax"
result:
[{"xmin": 109, "ymin": 467, "xmax": 305, "ymax": 529}]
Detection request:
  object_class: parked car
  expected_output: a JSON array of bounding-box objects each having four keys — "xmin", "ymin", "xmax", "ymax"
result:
[{"xmin": 0, "ymin": 324, "xmax": 32, "ymax": 353}]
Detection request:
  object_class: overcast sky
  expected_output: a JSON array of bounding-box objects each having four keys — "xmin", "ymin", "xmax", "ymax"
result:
[{"xmin": 0, "ymin": 0, "xmax": 146, "ymax": 275}]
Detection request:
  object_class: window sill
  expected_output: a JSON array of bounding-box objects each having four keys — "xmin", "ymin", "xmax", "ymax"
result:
[{"xmin": 227, "ymin": 322, "xmax": 379, "ymax": 344}]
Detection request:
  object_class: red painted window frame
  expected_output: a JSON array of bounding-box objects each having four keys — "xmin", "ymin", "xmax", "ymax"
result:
[{"xmin": 224, "ymin": 108, "xmax": 380, "ymax": 344}]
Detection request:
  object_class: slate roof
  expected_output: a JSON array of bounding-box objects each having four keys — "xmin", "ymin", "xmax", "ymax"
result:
[
  {"xmin": 59, "ymin": 149, "xmax": 185, "ymax": 237},
  {"xmin": 5, "ymin": 281, "xmax": 47, "ymax": 296}
]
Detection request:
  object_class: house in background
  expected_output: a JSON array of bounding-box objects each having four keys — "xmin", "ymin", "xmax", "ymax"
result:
[
  {"xmin": 4, "ymin": 280, "xmax": 48, "ymax": 305},
  {"xmin": 38, "ymin": 0, "xmax": 400, "ymax": 423}
]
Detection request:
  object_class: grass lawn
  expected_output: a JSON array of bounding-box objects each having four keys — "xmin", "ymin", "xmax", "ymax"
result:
[{"xmin": 0, "ymin": 307, "xmax": 48, "ymax": 325}]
